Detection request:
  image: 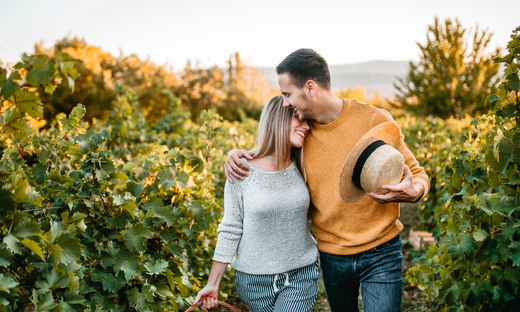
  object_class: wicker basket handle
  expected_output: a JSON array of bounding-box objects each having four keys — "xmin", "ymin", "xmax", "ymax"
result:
[{"xmin": 184, "ymin": 300, "xmax": 242, "ymax": 312}]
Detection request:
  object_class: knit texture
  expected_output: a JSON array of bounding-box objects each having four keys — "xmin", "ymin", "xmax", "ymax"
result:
[
  {"xmin": 213, "ymin": 158, "xmax": 318, "ymax": 275},
  {"xmin": 304, "ymin": 99, "xmax": 430, "ymax": 255}
]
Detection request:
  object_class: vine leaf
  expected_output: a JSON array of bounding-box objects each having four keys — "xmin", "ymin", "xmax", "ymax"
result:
[
  {"xmin": 112, "ymin": 250, "xmax": 142, "ymax": 281},
  {"xmin": 0, "ymin": 273, "xmax": 18, "ymax": 292},
  {"xmin": 0, "ymin": 71, "xmax": 20, "ymax": 99},
  {"xmin": 123, "ymin": 223, "xmax": 151, "ymax": 252},
  {"xmin": 127, "ymin": 286, "xmax": 154, "ymax": 310},
  {"xmin": 14, "ymin": 89, "xmax": 43, "ymax": 118},
  {"xmin": 0, "ymin": 245, "xmax": 13, "ymax": 267},
  {"xmin": 34, "ymin": 268, "xmax": 68, "ymax": 293},
  {"xmin": 0, "ymin": 186, "xmax": 16, "ymax": 221},
  {"xmin": 12, "ymin": 181, "xmax": 43, "ymax": 206},
  {"xmin": 102, "ymin": 271, "xmax": 126, "ymax": 293},
  {"xmin": 33, "ymin": 163, "xmax": 48, "ymax": 185},
  {"xmin": 472, "ymin": 229, "xmax": 489, "ymax": 242},
  {"xmin": 20, "ymin": 238, "xmax": 44, "ymax": 259},
  {"xmin": 144, "ymin": 259, "xmax": 169, "ymax": 275},
  {"xmin": 31, "ymin": 289, "xmax": 58, "ymax": 312},
  {"xmin": 58, "ymin": 233, "xmax": 83, "ymax": 265}
]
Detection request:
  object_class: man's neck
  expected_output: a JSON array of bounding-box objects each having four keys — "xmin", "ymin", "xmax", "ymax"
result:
[{"xmin": 313, "ymin": 93, "xmax": 344, "ymax": 125}]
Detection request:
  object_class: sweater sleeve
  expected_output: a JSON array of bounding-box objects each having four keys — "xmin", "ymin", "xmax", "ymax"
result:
[
  {"xmin": 212, "ymin": 176, "xmax": 245, "ymax": 263},
  {"xmin": 370, "ymin": 109, "xmax": 431, "ymax": 201}
]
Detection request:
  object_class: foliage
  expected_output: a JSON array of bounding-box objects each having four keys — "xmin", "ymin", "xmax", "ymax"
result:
[
  {"xmin": 335, "ymin": 86, "xmax": 404, "ymax": 117},
  {"xmin": 24, "ymin": 37, "xmax": 274, "ymax": 127},
  {"xmin": 397, "ymin": 115, "xmax": 488, "ymax": 231},
  {"xmin": 393, "ymin": 18, "xmax": 501, "ymax": 118},
  {"xmin": 406, "ymin": 27, "xmax": 520, "ymax": 311},
  {"xmin": 178, "ymin": 53, "xmax": 275, "ymax": 121},
  {"xmin": 0, "ymin": 50, "xmax": 262, "ymax": 311},
  {"xmin": 31, "ymin": 37, "xmax": 180, "ymax": 124}
]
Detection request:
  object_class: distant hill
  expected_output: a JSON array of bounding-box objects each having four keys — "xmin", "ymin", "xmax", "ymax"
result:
[{"xmin": 259, "ymin": 60, "xmax": 410, "ymax": 99}]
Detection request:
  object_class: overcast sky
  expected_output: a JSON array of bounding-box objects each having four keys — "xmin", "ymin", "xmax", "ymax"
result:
[{"xmin": 0, "ymin": 0, "xmax": 518, "ymax": 69}]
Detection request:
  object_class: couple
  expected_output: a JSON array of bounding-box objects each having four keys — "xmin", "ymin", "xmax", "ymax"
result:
[{"xmin": 194, "ymin": 49, "xmax": 430, "ymax": 312}]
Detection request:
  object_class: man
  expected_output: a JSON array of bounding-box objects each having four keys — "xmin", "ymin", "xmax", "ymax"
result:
[{"xmin": 225, "ymin": 49, "xmax": 429, "ymax": 312}]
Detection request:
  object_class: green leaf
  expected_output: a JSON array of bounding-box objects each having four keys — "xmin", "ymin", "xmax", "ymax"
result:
[
  {"xmin": 0, "ymin": 67, "xmax": 6, "ymax": 87},
  {"xmin": 35, "ymin": 268, "xmax": 68, "ymax": 292},
  {"xmin": 3, "ymin": 234, "xmax": 21, "ymax": 254},
  {"xmin": 33, "ymin": 163, "xmax": 48, "ymax": 185},
  {"xmin": 507, "ymin": 73, "xmax": 520, "ymax": 92},
  {"xmin": 0, "ymin": 273, "xmax": 18, "ymax": 292},
  {"xmin": 473, "ymin": 229, "xmax": 489, "ymax": 242},
  {"xmin": 447, "ymin": 235, "xmax": 475, "ymax": 259},
  {"xmin": 26, "ymin": 58, "xmax": 54, "ymax": 87},
  {"xmin": 60, "ymin": 290, "xmax": 85, "ymax": 311},
  {"xmin": 4, "ymin": 119, "xmax": 36, "ymax": 140},
  {"xmin": 61, "ymin": 211, "xmax": 87, "ymax": 225},
  {"xmin": 510, "ymin": 241, "xmax": 520, "ymax": 266},
  {"xmin": 14, "ymin": 89, "xmax": 43, "ymax": 118},
  {"xmin": 95, "ymin": 168, "xmax": 109, "ymax": 181},
  {"xmin": 175, "ymin": 276, "xmax": 190, "ymax": 297},
  {"xmin": 144, "ymin": 259, "xmax": 169, "ymax": 275},
  {"xmin": 103, "ymin": 271, "xmax": 126, "ymax": 294},
  {"xmin": 112, "ymin": 250, "xmax": 142, "ymax": 281},
  {"xmin": 124, "ymin": 223, "xmax": 151, "ymax": 252},
  {"xmin": 1, "ymin": 71, "xmax": 20, "ymax": 99},
  {"xmin": 20, "ymin": 238, "xmax": 44, "ymax": 259},
  {"xmin": 127, "ymin": 286, "xmax": 154, "ymax": 311},
  {"xmin": 13, "ymin": 181, "xmax": 43, "ymax": 207},
  {"xmin": 58, "ymin": 233, "xmax": 83, "ymax": 264},
  {"xmin": 121, "ymin": 202, "xmax": 138, "ymax": 220},
  {"xmin": 0, "ymin": 245, "xmax": 13, "ymax": 267},
  {"xmin": 0, "ymin": 187, "xmax": 16, "ymax": 221},
  {"xmin": 31, "ymin": 289, "xmax": 58, "ymax": 311},
  {"xmin": 158, "ymin": 167, "xmax": 177, "ymax": 190},
  {"xmin": 66, "ymin": 271, "xmax": 79, "ymax": 291},
  {"xmin": 13, "ymin": 214, "xmax": 42, "ymax": 238}
]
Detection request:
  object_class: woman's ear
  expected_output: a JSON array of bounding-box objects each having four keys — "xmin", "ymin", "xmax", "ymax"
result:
[{"xmin": 305, "ymin": 80, "xmax": 317, "ymax": 98}]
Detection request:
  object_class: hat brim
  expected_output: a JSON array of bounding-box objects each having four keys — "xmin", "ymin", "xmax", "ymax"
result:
[{"xmin": 339, "ymin": 122, "xmax": 403, "ymax": 204}]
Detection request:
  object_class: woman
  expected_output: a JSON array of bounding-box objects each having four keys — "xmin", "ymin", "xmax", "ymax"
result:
[{"xmin": 193, "ymin": 95, "xmax": 318, "ymax": 312}]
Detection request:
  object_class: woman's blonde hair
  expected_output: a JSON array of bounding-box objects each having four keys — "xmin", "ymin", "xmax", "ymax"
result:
[{"xmin": 249, "ymin": 95, "xmax": 306, "ymax": 180}]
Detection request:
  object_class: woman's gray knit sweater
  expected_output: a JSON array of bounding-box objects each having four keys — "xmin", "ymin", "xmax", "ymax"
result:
[{"xmin": 213, "ymin": 158, "xmax": 318, "ymax": 275}]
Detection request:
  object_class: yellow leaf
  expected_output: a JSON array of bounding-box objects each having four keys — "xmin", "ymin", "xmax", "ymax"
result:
[{"xmin": 20, "ymin": 238, "xmax": 44, "ymax": 259}]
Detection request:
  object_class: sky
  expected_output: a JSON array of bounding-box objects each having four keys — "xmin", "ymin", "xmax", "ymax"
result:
[{"xmin": 0, "ymin": 0, "xmax": 518, "ymax": 69}]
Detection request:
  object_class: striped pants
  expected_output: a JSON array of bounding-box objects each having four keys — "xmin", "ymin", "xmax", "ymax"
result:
[{"xmin": 235, "ymin": 262, "xmax": 319, "ymax": 312}]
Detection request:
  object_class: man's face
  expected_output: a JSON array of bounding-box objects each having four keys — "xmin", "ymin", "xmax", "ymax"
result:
[{"xmin": 278, "ymin": 73, "xmax": 314, "ymax": 121}]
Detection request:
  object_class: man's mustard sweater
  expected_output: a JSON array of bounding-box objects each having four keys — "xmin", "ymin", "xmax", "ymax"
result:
[{"xmin": 304, "ymin": 99, "xmax": 430, "ymax": 255}]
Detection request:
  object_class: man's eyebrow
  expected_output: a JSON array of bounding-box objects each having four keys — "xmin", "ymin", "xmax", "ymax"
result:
[{"xmin": 281, "ymin": 91, "xmax": 290, "ymax": 95}]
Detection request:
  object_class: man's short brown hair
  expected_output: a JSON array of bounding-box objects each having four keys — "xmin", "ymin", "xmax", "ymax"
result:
[{"xmin": 276, "ymin": 49, "xmax": 331, "ymax": 90}]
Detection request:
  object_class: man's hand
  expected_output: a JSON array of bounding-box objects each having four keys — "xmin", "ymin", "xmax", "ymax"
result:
[
  {"xmin": 224, "ymin": 149, "xmax": 253, "ymax": 183},
  {"xmin": 368, "ymin": 165, "xmax": 424, "ymax": 204}
]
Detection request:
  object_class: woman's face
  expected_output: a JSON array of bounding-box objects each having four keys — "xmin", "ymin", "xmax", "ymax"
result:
[{"xmin": 290, "ymin": 116, "xmax": 310, "ymax": 148}]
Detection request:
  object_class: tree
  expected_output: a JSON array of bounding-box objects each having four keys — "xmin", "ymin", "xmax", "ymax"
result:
[
  {"xmin": 178, "ymin": 53, "xmax": 275, "ymax": 121},
  {"xmin": 176, "ymin": 61, "xmax": 226, "ymax": 120},
  {"xmin": 393, "ymin": 18, "xmax": 501, "ymax": 118},
  {"xmin": 27, "ymin": 37, "xmax": 180, "ymax": 124},
  {"xmin": 220, "ymin": 53, "xmax": 275, "ymax": 120}
]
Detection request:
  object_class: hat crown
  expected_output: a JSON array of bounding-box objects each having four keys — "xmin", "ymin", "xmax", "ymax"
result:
[
  {"xmin": 360, "ymin": 145, "xmax": 404, "ymax": 194},
  {"xmin": 339, "ymin": 122, "xmax": 404, "ymax": 204}
]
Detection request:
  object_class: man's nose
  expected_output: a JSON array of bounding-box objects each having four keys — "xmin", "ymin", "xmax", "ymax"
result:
[{"xmin": 282, "ymin": 97, "xmax": 290, "ymax": 107}]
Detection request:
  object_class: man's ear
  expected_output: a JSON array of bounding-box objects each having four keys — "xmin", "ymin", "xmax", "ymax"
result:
[{"xmin": 305, "ymin": 80, "xmax": 317, "ymax": 98}]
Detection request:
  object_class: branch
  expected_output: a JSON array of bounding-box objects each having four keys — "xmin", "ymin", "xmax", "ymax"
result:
[
  {"xmin": 503, "ymin": 136, "xmax": 520, "ymax": 150},
  {"xmin": 0, "ymin": 103, "xmax": 16, "ymax": 115}
]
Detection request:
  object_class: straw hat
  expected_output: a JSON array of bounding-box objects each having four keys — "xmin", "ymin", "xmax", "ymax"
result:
[{"xmin": 339, "ymin": 122, "xmax": 404, "ymax": 204}]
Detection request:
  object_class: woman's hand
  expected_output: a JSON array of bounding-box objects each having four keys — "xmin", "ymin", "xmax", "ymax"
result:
[
  {"xmin": 224, "ymin": 149, "xmax": 253, "ymax": 182},
  {"xmin": 192, "ymin": 261, "xmax": 228, "ymax": 310},
  {"xmin": 193, "ymin": 283, "xmax": 219, "ymax": 310}
]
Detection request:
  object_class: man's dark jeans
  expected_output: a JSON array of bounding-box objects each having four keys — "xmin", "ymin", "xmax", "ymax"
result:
[{"xmin": 319, "ymin": 235, "xmax": 403, "ymax": 312}]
